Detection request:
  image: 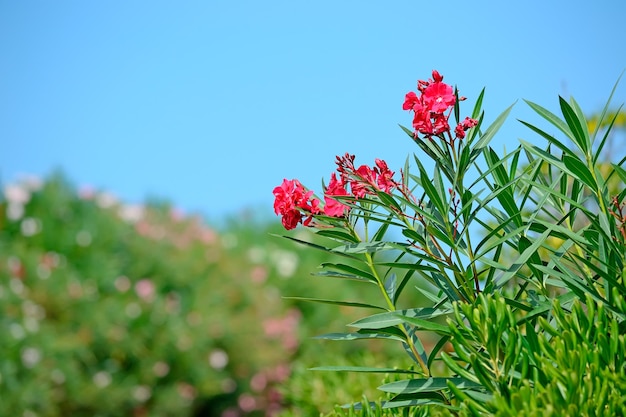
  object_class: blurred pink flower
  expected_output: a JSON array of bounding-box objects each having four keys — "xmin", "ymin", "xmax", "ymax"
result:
[
  {"xmin": 135, "ymin": 279, "xmax": 155, "ymax": 302},
  {"xmin": 250, "ymin": 265, "xmax": 268, "ymax": 283}
]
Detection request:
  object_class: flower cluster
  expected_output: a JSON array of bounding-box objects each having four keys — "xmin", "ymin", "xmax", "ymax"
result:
[
  {"xmin": 273, "ymin": 153, "xmax": 399, "ymax": 230},
  {"xmin": 402, "ymin": 70, "xmax": 477, "ymax": 140}
]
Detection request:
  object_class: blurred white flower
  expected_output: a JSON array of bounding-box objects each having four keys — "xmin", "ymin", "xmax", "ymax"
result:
[
  {"xmin": 153, "ymin": 361, "xmax": 170, "ymax": 377},
  {"xmin": 93, "ymin": 371, "xmax": 112, "ymax": 388},
  {"xmin": 21, "ymin": 217, "xmax": 41, "ymax": 237},
  {"xmin": 133, "ymin": 385, "xmax": 152, "ymax": 402},
  {"xmin": 95, "ymin": 192, "xmax": 118, "ymax": 209},
  {"xmin": 209, "ymin": 349, "xmax": 229, "ymax": 370},
  {"xmin": 271, "ymin": 250, "xmax": 298, "ymax": 278},
  {"xmin": 7, "ymin": 203, "xmax": 25, "ymax": 221},
  {"xmin": 247, "ymin": 246, "xmax": 265, "ymax": 263},
  {"xmin": 114, "ymin": 276, "xmax": 131, "ymax": 292},
  {"xmin": 21, "ymin": 347, "xmax": 42, "ymax": 368},
  {"xmin": 118, "ymin": 204, "xmax": 145, "ymax": 223},
  {"xmin": 4, "ymin": 184, "xmax": 30, "ymax": 205},
  {"xmin": 22, "ymin": 300, "xmax": 45, "ymax": 320}
]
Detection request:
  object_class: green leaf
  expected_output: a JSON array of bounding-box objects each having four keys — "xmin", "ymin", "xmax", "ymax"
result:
[
  {"xmin": 393, "ymin": 313, "xmax": 451, "ymax": 334},
  {"xmin": 378, "ymin": 377, "xmax": 482, "ymax": 394},
  {"xmin": 315, "ymin": 228, "xmax": 360, "ymax": 243},
  {"xmin": 559, "ymin": 95, "xmax": 590, "ymax": 155},
  {"xmin": 332, "ymin": 241, "xmax": 397, "ymax": 254},
  {"xmin": 313, "ymin": 332, "xmax": 404, "ymax": 342},
  {"xmin": 416, "ymin": 157, "xmax": 448, "ymax": 217},
  {"xmin": 375, "ymin": 190, "xmax": 402, "ymax": 211},
  {"xmin": 494, "ymin": 228, "xmax": 553, "ymax": 288},
  {"xmin": 518, "ymin": 120, "xmax": 577, "ymax": 158},
  {"xmin": 524, "ymin": 99, "xmax": 575, "ymax": 142},
  {"xmin": 313, "ymin": 270, "xmax": 377, "ymax": 283},
  {"xmin": 349, "ymin": 308, "xmax": 451, "ymax": 330},
  {"xmin": 310, "ymin": 366, "xmax": 418, "ymax": 374},
  {"xmin": 384, "ymin": 273, "xmax": 397, "ymax": 304},
  {"xmin": 283, "ymin": 296, "xmax": 384, "ymax": 310},
  {"xmin": 470, "ymin": 103, "xmax": 514, "ymax": 159},
  {"xmin": 563, "ymin": 154, "xmax": 597, "ymax": 190},
  {"xmin": 319, "ymin": 262, "xmax": 378, "ymax": 282}
]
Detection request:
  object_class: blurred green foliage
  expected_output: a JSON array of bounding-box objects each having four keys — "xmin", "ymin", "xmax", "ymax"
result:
[{"xmin": 0, "ymin": 173, "xmax": 401, "ymax": 417}]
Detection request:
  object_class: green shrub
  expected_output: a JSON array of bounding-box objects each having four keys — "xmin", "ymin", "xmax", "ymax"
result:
[{"xmin": 0, "ymin": 173, "xmax": 394, "ymax": 416}]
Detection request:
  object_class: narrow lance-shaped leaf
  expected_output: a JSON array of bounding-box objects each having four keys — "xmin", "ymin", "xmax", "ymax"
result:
[
  {"xmin": 524, "ymin": 99, "xmax": 575, "ymax": 143},
  {"xmin": 349, "ymin": 307, "xmax": 453, "ymax": 330},
  {"xmin": 469, "ymin": 103, "xmax": 515, "ymax": 161},
  {"xmin": 378, "ymin": 377, "xmax": 482, "ymax": 394},
  {"xmin": 559, "ymin": 95, "xmax": 590, "ymax": 156},
  {"xmin": 283, "ymin": 296, "xmax": 385, "ymax": 310},
  {"xmin": 563, "ymin": 154, "xmax": 597, "ymax": 191},
  {"xmin": 311, "ymin": 366, "xmax": 419, "ymax": 374}
]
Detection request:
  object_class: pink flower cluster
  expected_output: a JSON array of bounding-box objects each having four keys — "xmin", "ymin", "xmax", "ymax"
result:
[
  {"xmin": 273, "ymin": 154, "xmax": 398, "ymax": 230},
  {"xmin": 403, "ymin": 70, "xmax": 477, "ymax": 139}
]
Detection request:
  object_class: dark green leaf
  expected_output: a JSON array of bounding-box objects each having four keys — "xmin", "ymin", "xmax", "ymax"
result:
[
  {"xmin": 559, "ymin": 96, "xmax": 590, "ymax": 155},
  {"xmin": 563, "ymin": 154, "xmax": 597, "ymax": 190}
]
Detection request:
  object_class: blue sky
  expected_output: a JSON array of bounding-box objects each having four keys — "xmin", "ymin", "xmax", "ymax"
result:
[{"xmin": 1, "ymin": 1, "xmax": 625, "ymax": 223}]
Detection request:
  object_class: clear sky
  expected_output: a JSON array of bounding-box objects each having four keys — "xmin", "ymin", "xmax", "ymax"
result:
[{"xmin": 1, "ymin": 1, "xmax": 625, "ymax": 223}]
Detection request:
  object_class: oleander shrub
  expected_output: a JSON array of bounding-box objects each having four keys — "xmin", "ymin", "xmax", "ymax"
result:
[
  {"xmin": 0, "ymin": 173, "xmax": 396, "ymax": 416},
  {"xmin": 271, "ymin": 70, "xmax": 626, "ymax": 415}
]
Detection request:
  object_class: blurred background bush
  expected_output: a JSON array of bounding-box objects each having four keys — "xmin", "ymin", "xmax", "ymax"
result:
[{"xmin": 0, "ymin": 172, "xmax": 414, "ymax": 417}]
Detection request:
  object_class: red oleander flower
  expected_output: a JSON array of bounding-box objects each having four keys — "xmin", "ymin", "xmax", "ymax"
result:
[
  {"xmin": 432, "ymin": 113, "xmax": 450, "ymax": 135},
  {"xmin": 455, "ymin": 123, "xmax": 466, "ymax": 139},
  {"xmin": 375, "ymin": 159, "xmax": 396, "ymax": 193},
  {"xmin": 402, "ymin": 91, "xmax": 420, "ymax": 111},
  {"xmin": 412, "ymin": 104, "xmax": 434, "ymax": 136},
  {"xmin": 350, "ymin": 165, "xmax": 377, "ymax": 198},
  {"xmin": 461, "ymin": 116, "xmax": 479, "ymax": 129},
  {"xmin": 422, "ymin": 81, "xmax": 455, "ymax": 114},
  {"xmin": 273, "ymin": 179, "xmax": 301, "ymax": 215},
  {"xmin": 431, "ymin": 69, "xmax": 444, "ymax": 83},
  {"xmin": 273, "ymin": 179, "xmax": 320, "ymax": 229},
  {"xmin": 454, "ymin": 117, "xmax": 479, "ymax": 139},
  {"xmin": 281, "ymin": 209, "xmax": 302, "ymax": 230},
  {"xmin": 404, "ymin": 70, "xmax": 474, "ymax": 141},
  {"xmin": 324, "ymin": 173, "xmax": 350, "ymax": 217}
]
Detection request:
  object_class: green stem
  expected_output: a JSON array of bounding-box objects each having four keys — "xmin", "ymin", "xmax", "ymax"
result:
[{"xmin": 348, "ymin": 223, "xmax": 431, "ymax": 377}]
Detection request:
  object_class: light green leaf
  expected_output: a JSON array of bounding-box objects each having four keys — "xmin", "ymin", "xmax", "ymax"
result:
[
  {"xmin": 393, "ymin": 313, "xmax": 451, "ymax": 334},
  {"xmin": 378, "ymin": 377, "xmax": 482, "ymax": 394},
  {"xmin": 332, "ymin": 241, "xmax": 397, "ymax": 254},
  {"xmin": 313, "ymin": 332, "xmax": 404, "ymax": 342},
  {"xmin": 319, "ymin": 262, "xmax": 377, "ymax": 282}
]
